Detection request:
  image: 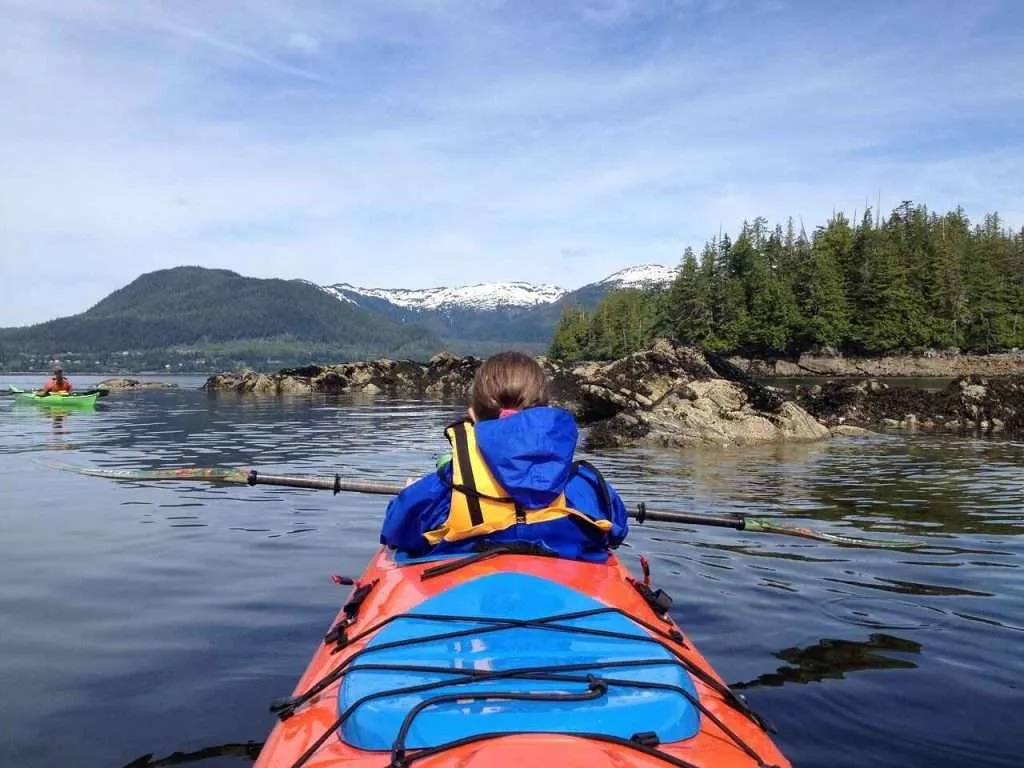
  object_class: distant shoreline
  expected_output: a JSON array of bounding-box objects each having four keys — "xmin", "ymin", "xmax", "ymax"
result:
[{"xmin": 4, "ymin": 350, "xmax": 1024, "ymax": 380}]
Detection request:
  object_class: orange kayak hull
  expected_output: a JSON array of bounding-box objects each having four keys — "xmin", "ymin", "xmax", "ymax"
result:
[{"xmin": 254, "ymin": 549, "xmax": 792, "ymax": 768}]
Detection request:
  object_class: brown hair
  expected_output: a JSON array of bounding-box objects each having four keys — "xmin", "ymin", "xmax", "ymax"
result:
[{"xmin": 470, "ymin": 351, "xmax": 550, "ymax": 421}]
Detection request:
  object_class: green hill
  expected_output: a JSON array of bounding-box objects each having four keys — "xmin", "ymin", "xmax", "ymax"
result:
[{"xmin": 0, "ymin": 267, "xmax": 441, "ymax": 372}]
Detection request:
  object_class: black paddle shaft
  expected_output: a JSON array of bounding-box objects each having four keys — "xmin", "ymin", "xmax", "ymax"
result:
[
  {"xmin": 634, "ymin": 502, "xmax": 745, "ymax": 529},
  {"xmin": 246, "ymin": 473, "xmax": 747, "ymax": 530},
  {"xmin": 247, "ymin": 471, "xmax": 406, "ymax": 496}
]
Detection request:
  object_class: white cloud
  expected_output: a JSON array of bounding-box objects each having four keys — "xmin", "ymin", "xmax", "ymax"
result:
[{"xmin": 286, "ymin": 32, "xmax": 321, "ymax": 54}]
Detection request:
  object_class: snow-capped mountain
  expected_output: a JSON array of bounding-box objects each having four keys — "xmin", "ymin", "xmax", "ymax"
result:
[
  {"xmin": 321, "ymin": 264, "xmax": 678, "ymax": 354},
  {"xmin": 326, "ymin": 281, "xmax": 567, "ymax": 312},
  {"xmin": 599, "ymin": 264, "xmax": 679, "ymax": 288},
  {"xmin": 328, "ymin": 265, "xmax": 675, "ymax": 314}
]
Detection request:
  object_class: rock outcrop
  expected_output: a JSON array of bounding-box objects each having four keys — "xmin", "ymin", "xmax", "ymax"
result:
[
  {"xmin": 730, "ymin": 349, "xmax": 1024, "ymax": 378},
  {"xmin": 202, "ymin": 341, "xmax": 831, "ymax": 448},
  {"xmin": 794, "ymin": 376, "xmax": 1024, "ymax": 436},
  {"xmin": 96, "ymin": 378, "xmax": 178, "ymax": 390},
  {"xmin": 556, "ymin": 341, "xmax": 828, "ymax": 448},
  {"xmin": 201, "ymin": 352, "xmax": 480, "ymax": 398}
]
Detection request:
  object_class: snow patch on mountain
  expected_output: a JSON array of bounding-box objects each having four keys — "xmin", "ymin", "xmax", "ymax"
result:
[
  {"xmin": 598, "ymin": 264, "xmax": 678, "ymax": 288},
  {"xmin": 323, "ymin": 264, "xmax": 678, "ymax": 314},
  {"xmin": 330, "ymin": 281, "xmax": 567, "ymax": 311},
  {"xmin": 317, "ymin": 283, "xmax": 357, "ymax": 304}
]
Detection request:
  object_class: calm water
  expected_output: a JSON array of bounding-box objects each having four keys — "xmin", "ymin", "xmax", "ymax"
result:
[{"xmin": 1, "ymin": 376, "xmax": 1022, "ymax": 768}]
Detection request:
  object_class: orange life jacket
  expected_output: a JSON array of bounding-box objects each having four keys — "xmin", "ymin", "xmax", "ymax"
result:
[{"xmin": 43, "ymin": 377, "xmax": 73, "ymax": 393}]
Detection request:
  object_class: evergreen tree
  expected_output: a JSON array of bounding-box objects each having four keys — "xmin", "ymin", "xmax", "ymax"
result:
[
  {"xmin": 962, "ymin": 213, "xmax": 1013, "ymax": 351},
  {"xmin": 930, "ymin": 208, "xmax": 970, "ymax": 347},
  {"xmin": 886, "ymin": 201, "xmax": 932, "ymax": 347},
  {"xmin": 661, "ymin": 248, "xmax": 713, "ymax": 345},
  {"xmin": 1010, "ymin": 228, "xmax": 1024, "ymax": 347},
  {"xmin": 846, "ymin": 209, "xmax": 878, "ymax": 350},
  {"xmin": 549, "ymin": 304, "xmax": 591, "ymax": 361},
  {"xmin": 793, "ymin": 223, "xmax": 849, "ymax": 349},
  {"xmin": 860, "ymin": 229, "xmax": 922, "ymax": 350}
]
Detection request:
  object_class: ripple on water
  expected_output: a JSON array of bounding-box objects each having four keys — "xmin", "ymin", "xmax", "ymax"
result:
[{"xmin": 823, "ymin": 596, "xmax": 952, "ymax": 631}]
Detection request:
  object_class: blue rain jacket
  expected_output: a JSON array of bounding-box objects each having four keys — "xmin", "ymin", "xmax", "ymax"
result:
[{"xmin": 381, "ymin": 406, "xmax": 629, "ymax": 562}]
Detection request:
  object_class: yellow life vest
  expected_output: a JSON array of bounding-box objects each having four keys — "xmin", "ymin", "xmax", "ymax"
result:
[{"xmin": 423, "ymin": 420, "xmax": 614, "ymax": 546}]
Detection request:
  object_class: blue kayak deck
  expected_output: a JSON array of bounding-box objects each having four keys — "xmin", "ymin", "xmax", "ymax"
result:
[{"xmin": 338, "ymin": 571, "xmax": 700, "ymax": 750}]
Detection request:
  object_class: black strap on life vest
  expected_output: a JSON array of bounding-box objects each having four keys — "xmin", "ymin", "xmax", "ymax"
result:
[
  {"xmin": 447, "ymin": 421, "xmax": 485, "ymax": 527},
  {"xmin": 434, "ymin": 463, "xmax": 521, "ymax": 506}
]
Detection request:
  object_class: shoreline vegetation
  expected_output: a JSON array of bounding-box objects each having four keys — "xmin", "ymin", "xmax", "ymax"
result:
[{"xmin": 551, "ymin": 203, "xmax": 1024, "ymax": 364}]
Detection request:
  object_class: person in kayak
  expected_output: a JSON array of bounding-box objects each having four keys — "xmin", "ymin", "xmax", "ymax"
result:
[
  {"xmin": 381, "ymin": 351, "xmax": 628, "ymax": 562},
  {"xmin": 41, "ymin": 366, "xmax": 74, "ymax": 394}
]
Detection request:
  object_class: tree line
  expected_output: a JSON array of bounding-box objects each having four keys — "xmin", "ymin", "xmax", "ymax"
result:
[{"xmin": 550, "ymin": 203, "xmax": 1024, "ymax": 361}]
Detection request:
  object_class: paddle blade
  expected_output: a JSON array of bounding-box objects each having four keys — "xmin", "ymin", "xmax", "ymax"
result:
[
  {"xmin": 40, "ymin": 461, "xmax": 252, "ymax": 484},
  {"xmin": 76, "ymin": 389, "xmax": 110, "ymax": 397},
  {"xmin": 742, "ymin": 517, "xmax": 925, "ymax": 549}
]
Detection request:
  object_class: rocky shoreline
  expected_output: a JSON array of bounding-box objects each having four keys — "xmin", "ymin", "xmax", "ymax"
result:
[
  {"xmin": 96, "ymin": 378, "xmax": 179, "ymax": 391},
  {"xmin": 791, "ymin": 377, "xmax": 1024, "ymax": 435},
  {"xmin": 200, "ymin": 342, "xmax": 1023, "ymax": 446},
  {"xmin": 729, "ymin": 350, "xmax": 1024, "ymax": 378}
]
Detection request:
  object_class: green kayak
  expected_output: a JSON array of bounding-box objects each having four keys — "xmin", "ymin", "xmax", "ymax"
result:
[{"xmin": 8, "ymin": 385, "xmax": 100, "ymax": 409}]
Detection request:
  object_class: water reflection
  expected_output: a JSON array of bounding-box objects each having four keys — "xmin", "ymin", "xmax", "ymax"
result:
[
  {"xmin": 121, "ymin": 742, "xmax": 261, "ymax": 767},
  {"xmin": 5, "ymin": 399, "xmax": 103, "ymax": 452},
  {"xmin": 611, "ymin": 434, "xmax": 1024, "ymax": 543},
  {"xmin": 732, "ymin": 633, "xmax": 922, "ymax": 691}
]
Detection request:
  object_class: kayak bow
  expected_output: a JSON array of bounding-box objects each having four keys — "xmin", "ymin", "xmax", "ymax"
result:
[{"xmin": 253, "ymin": 547, "xmax": 792, "ymax": 768}]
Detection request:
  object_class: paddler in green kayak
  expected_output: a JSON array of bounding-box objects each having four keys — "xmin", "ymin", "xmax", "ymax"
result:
[{"xmin": 39, "ymin": 366, "xmax": 74, "ymax": 396}]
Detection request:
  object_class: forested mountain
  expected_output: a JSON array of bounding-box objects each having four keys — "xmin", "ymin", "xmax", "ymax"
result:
[
  {"xmin": 0, "ymin": 267, "xmax": 440, "ymax": 371},
  {"xmin": 552, "ymin": 204, "xmax": 1024, "ymax": 361}
]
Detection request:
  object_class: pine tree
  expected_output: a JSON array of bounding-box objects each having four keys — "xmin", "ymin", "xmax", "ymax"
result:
[
  {"xmin": 793, "ymin": 223, "xmax": 849, "ymax": 349},
  {"xmin": 662, "ymin": 248, "xmax": 713, "ymax": 345},
  {"xmin": 931, "ymin": 208, "xmax": 970, "ymax": 347},
  {"xmin": 586, "ymin": 290, "xmax": 655, "ymax": 359},
  {"xmin": 1010, "ymin": 228, "xmax": 1024, "ymax": 346},
  {"xmin": 962, "ymin": 214, "xmax": 1013, "ymax": 351},
  {"xmin": 549, "ymin": 305, "xmax": 591, "ymax": 361}
]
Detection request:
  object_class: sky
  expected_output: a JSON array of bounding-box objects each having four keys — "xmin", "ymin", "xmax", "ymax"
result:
[{"xmin": 1, "ymin": 0, "xmax": 1023, "ymax": 326}]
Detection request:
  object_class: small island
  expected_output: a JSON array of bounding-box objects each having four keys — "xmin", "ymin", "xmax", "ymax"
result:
[{"xmin": 201, "ymin": 341, "xmax": 1024, "ymax": 446}]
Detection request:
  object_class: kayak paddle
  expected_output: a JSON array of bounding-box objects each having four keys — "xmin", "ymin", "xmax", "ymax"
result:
[{"xmin": 39, "ymin": 460, "xmax": 927, "ymax": 549}]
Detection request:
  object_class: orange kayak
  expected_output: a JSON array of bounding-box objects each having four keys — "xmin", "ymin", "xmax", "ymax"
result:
[{"xmin": 254, "ymin": 547, "xmax": 792, "ymax": 768}]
